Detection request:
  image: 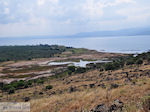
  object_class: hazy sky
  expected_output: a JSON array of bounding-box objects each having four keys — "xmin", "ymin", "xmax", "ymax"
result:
[{"xmin": 0, "ymin": 0, "xmax": 150, "ymax": 37}]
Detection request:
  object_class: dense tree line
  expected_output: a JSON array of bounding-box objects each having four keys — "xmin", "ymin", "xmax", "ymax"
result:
[{"xmin": 0, "ymin": 45, "xmax": 72, "ymax": 62}]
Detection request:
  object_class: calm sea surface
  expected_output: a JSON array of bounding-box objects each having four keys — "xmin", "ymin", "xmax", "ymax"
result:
[{"xmin": 0, "ymin": 35, "xmax": 150, "ymax": 53}]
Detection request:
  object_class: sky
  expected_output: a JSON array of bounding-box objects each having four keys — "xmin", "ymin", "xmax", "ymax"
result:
[{"xmin": 0, "ymin": 0, "xmax": 150, "ymax": 37}]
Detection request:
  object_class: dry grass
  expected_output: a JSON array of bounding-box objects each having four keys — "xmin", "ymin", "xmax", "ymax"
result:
[
  {"xmin": 0, "ymin": 64, "xmax": 150, "ymax": 112},
  {"xmin": 30, "ymin": 82, "xmax": 150, "ymax": 112}
]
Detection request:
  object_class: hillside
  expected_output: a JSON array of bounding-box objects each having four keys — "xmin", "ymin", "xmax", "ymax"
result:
[{"xmin": 0, "ymin": 48, "xmax": 150, "ymax": 112}]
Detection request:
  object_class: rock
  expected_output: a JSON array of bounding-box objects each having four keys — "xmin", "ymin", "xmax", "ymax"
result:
[
  {"xmin": 66, "ymin": 81, "xmax": 71, "ymax": 85},
  {"xmin": 125, "ymin": 72, "xmax": 129, "ymax": 78},
  {"xmin": 89, "ymin": 83, "xmax": 95, "ymax": 88},
  {"xmin": 91, "ymin": 104, "xmax": 109, "ymax": 112},
  {"xmin": 142, "ymin": 96, "xmax": 150, "ymax": 112},
  {"xmin": 146, "ymin": 72, "xmax": 150, "ymax": 76},
  {"xmin": 109, "ymin": 99, "xmax": 124, "ymax": 111},
  {"xmin": 99, "ymin": 68, "xmax": 104, "ymax": 72},
  {"xmin": 33, "ymin": 91, "xmax": 38, "ymax": 95},
  {"xmin": 98, "ymin": 83, "xmax": 106, "ymax": 89},
  {"xmin": 133, "ymin": 69, "xmax": 138, "ymax": 72},
  {"xmin": 39, "ymin": 92, "xmax": 43, "ymax": 95},
  {"xmin": 105, "ymin": 77, "xmax": 113, "ymax": 81},
  {"xmin": 124, "ymin": 79, "xmax": 130, "ymax": 83},
  {"xmin": 0, "ymin": 82, "xmax": 4, "ymax": 88},
  {"xmin": 99, "ymin": 73, "xmax": 103, "ymax": 78},
  {"xmin": 139, "ymin": 70, "xmax": 143, "ymax": 72},
  {"xmin": 68, "ymin": 86, "xmax": 76, "ymax": 93},
  {"xmin": 114, "ymin": 77, "xmax": 119, "ymax": 81},
  {"xmin": 48, "ymin": 91, "xmax": 56, "ymax": 96},
  {"xmin": 51, "ymin": 91, "xmax": 56, "ymax": 95},
  {"xmin": 91, "ymin": 99, "xmax": 124, "ymax": 112},
  {"xmin": 132, "ymin": 81, "xmax": 136, "ymax": 85},
  {"xmin": 100, "ymin": 80, "xmax": 104, "ymax": 82},
  {"xmin": 82, "ymin": 84, "xmax": 88, "ymax": 89},
  {"xmin": 24, "ymin": 97, "xmax": 30, "ymax": 102},
  {"xmin": 110, "ymin": 84, "xmax": 119, "ymax": 89}
]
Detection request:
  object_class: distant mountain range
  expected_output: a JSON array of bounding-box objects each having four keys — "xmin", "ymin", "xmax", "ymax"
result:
[
  {"xmin": 1, "ymin": 27, "xmax": 150, "ymax": 39},
  {"xmin": 69, "ymin": 27, "xmax": 150, "ymax": 37}
]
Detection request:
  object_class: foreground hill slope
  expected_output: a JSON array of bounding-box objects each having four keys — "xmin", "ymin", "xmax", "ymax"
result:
[{"xmin": 30, "ymin": 63, "xmax": 150, "ymax": 112}]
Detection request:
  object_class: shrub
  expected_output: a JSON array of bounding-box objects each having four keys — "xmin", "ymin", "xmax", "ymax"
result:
[
  {"xmin": 2, "ymin": 80, "xmax": 29, "ymax": 91},
  {"xmin": 113, "ymin": 62, "xmax": 121, "ymax": 68},
  {"xmin": 75, "ymin": 67, "xmax": 86, "ymax": 73},
  {"xmin": 24, "ymin": 97, "xmax": 30, "ymax": 102},
  {"xmin": 99, "ymin": 68, "xmax": 104, "ymax": 72},
  {"xmin": 36, "ymin": 79, "xmax": 44, "ymax": 84},
  {"xmin": 67, "ymin": 70, "xmax": 72, "ymax": 75},
  {"xmin": 104, "ymin": 63, "xmax": 115, "ymax": 71},
  {"xmin": 24, "ymin": 84, "xmax": 29, "ymax": 88},
  {"xmin": 28, "ymin": 58, "xmax": 32, "ymax": 60},
  {"xmin": 126, "ymin": 59, "xmax": 135, "ymax": 65},
  {"xmin": 2, "ymin": 85, "xmax": 12, "ymax": 91},
  {"xmin": 0, "ymin": 83, "xmax": 4, "ymax": 89},
  {"xmin": 147, "ymin": 57, "xmax": 150, "ymax": 63},
  {"xmin": 117, "ymin": 60, "xmax": 125, "ymax": 67},
  {"xmin": 27, "ymin": 80, "xmax": 32, "ymax": 86},
  {"xmin": 14, "ymin": 80, "xmax": 25, "ymax": 89},
  {"xmin": 8, "ymin": 87, "xmax": 15, "ymax": 94},
  {"xmin": 135, "ymin": 59, "xmax": 143, "ymax": 65},
  {"xmin": 110, "ymin": 84, "xmax": 119, "ymax": 89},
  {"xmin": 68, "ymin": 66, "xmax": 76, "ymax": 72},
  {"xmin": 46, "ymin": 85, "xmax": 53, "ymax": 90}
]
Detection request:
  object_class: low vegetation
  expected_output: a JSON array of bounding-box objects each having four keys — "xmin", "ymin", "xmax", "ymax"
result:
[
  {"xmin": 88, "ymin": 52, "xmax": 149, "ymax": 71},
  {"xmin": 0, "ymin": 78, "xmax": 48, "ymax": 94},
  {"xmin": 46, "ymin": 85, "xmax": 53, "ymax": 90}
]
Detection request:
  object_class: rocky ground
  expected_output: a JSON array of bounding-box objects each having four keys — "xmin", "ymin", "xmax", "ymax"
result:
[
  {"xmin": 0, "ymin": 51, "xmax": 150, "ymax": 112},
  {"xmin": 0, "ymin": 62, "xmax": 150, "ymax": 112}
]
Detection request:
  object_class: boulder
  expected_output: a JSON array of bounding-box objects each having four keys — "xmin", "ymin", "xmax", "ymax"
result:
[
  {"xmin": 68, "ymin": 86, "xmax": 76, "ymax": 93},
  {"xmin": 39, "ymin": 92, "xmax": 43, "ymax": 95},
  {"xmin": 89, "ymin": 84, "xmax": 95, "ymax": 88},
  {"xmin": 110, "ymin": 84, "xmax": 119, "ymax": 89},
  {"xmin": 82, "ymin": 84, "xmax": 88, "ymax": 89},
  {"xmin": 91, "ymin": 99, "xmax": 124, "ymax": 112},
  {"xmin": 109, "ymin": 99, "xmax": 124, "ymax": 111},
  {"xmin": 98, "ymin": 83, "xmax": 106, "ymax": 89},
  {"xmin": 24, "ymin": 97, "xmax": 30, "ymax": 102},
  {"xmin": 91, "ymin": 104, "xmax": 109, "ymax": 112}
]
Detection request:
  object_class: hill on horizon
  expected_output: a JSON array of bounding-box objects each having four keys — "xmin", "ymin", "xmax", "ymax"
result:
[
  {"xmin": 1, "ymin": 27, "xmax": 150, "ymax": 39},
  {"xmin": 71, "ymin": 27, "xmax": 150, "ymax": 38}
]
